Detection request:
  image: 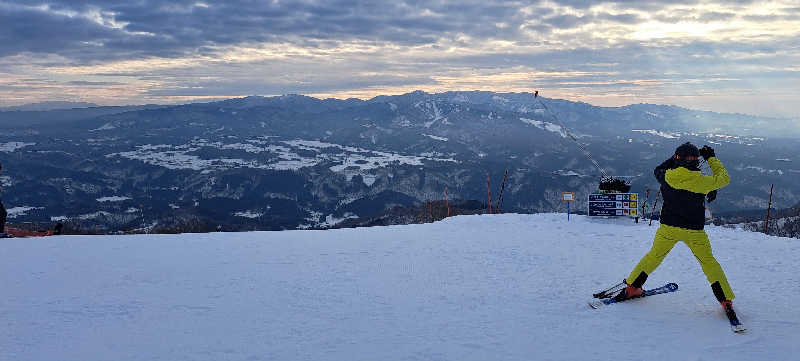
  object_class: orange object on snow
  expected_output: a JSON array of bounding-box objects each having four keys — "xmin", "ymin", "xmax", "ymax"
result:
[{"xmin": 5, "ymin": 227, "xmax": 54, "ymax": 238}]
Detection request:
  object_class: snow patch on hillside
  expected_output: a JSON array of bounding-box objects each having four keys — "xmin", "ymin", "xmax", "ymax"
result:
[
  {"xmin": 631, "ymin": 129, "xmax": 680, "ymax": 139},
  {"xmin": 451, "ymin": 94, "xmax": 469, "ymax": 102},
  {"xmin": 234, "ymin": 210, "xmax": 264, "ymax": 218},
  {"xmin": 553, "ymin": 169, "xmax": 587, "ymax": 177},
  {"xmin": 415, "ymin": 101, "xmax": 444, "ymax": 128},
  {"xmin": 736, "ymin": 165, "xmax": 784, "ymax": 175},
  {"xmin": 106, "ymin": 138, "xmax": 456, "ymax": 174},
  {"xmin": 90, "ymin": 123, "xmax": 117, "ymax": 131},
  {"xmin": 520, "ymin": 118, "xmax": 567, "ymax": 137},
  {"xmin": 96, "ymin": 196, "xmax": 131, "ymax": 202},
  {"xmin": 492, "ymin": 95, "xmax": 510, "ymax": 103},
  {"xmin": 0, "ymin": 142, "xmax": 35, "ymax": 152},
  {"xmin": 422, "ymin": 134, "xmax": 448, "ymax": 141},
  {"xmin": 77, "ymin": 211, "xmax": 113, "ymax": 220},
  {"xmin": 7, "ymin": 206, "xmax": 43, "ymax": 218}
]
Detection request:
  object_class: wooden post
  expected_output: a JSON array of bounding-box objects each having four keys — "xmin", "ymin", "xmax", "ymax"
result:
[
  {"xmin": 445, "ymin": 187, "xmax": 450, "ymax": 218},
  {"xmin": 487, "ymin": 175, "xmax": 493, "ymax": 214},
  {"xmin": 765, "ymin": 184, "xmax": 774, "ymax": 234},
  {"xmin": 429, "ymin": 201, "xmax": 433, "ymax": 223}
]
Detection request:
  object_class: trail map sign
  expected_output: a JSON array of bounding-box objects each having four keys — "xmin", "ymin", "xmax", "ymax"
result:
[{"xmin": 588, "ymin": 193, "xmax": 639, "ymax": 217}]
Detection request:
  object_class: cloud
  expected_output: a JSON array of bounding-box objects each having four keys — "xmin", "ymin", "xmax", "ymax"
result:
[
  {"xmin": 67, "ymin": 80, "xmax": 123, "ymax": 86},
  {"xmin": 0, "ymin": 0, "xmax": 798, "ymax": 117},
  {"xmin": 0, "ymin": 0, "xmax": 536, "ymax": 61}
]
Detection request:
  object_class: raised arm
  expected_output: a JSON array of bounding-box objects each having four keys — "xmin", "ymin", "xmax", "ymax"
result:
[{"xmin": 665, "ymin": 157, "xmax": 730, "ymax": 194}]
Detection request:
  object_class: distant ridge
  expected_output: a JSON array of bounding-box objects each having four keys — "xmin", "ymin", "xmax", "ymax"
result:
[{"xmin": 1, "ymin": 101, "xmax": 98, "ymax": 111}]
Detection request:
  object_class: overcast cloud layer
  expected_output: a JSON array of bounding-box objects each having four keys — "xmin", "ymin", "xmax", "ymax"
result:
[{"xmin": 1, "ymin": 0, "xmax": 798, "ymax": 118}]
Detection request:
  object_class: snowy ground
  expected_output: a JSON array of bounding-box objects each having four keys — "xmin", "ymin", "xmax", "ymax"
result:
[{"xmin": 1, "ymin": 214, "xmax": 798, "ymax": 361}]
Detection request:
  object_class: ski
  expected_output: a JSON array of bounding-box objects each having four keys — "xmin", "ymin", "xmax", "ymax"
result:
[{"xmin": 589, "ymin": 283, "xmax": 678, "ymax": 309}]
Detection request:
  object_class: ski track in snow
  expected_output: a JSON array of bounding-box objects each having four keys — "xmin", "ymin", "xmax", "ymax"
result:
[{"xmin": 0, "ymin": 213, "xmax": 797, "ymax": 361}]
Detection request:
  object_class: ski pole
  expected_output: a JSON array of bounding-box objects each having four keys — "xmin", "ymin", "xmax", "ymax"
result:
[
  {"xmin": 649, "ymin": 190, "xmax": 661, "ymax": 226},
  {"xmin": 496, "ymin": 169, "xmax": 508, "ymax": 213}
]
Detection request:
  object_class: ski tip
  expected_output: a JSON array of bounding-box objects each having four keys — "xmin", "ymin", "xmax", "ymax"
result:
[
  {"xmin": 588, "ymin": 300, "xmax": 604, "ymax": 309},
  {"xmin": 666, "ymin": 282, "xmax": 678, "ymax": 291}
]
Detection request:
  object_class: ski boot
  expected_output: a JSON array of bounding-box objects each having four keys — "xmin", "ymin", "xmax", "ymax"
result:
[
  {"xmin": 721, "ymin": 300, "xmax": 746, "ymax": 333},
  {"xmin": 613, "ymin": 284, "xmax": 644, "ymax": 302}
]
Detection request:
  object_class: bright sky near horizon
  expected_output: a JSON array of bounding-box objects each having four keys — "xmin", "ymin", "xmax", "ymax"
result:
[{"xmin": 1, "ymin": 1, "xmax": 798, "ymax": 118}]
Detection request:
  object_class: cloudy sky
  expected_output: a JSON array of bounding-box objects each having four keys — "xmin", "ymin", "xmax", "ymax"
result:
[{"xmin": 1, "ymin": 0, "xmax": 798, "ymax": 117}]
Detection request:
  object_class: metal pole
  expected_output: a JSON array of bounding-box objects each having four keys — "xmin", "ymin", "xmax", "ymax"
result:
[
  {"xmin": 568, "ymin": 202, "xmax": 570, "ymax": 221},
  {"xmin": 765, "ymin": 184, "xmax": 774, "ymax": 234},
  {"xmin": 445, "ymin": 187, "xmax": 450, "ymax": 218},
  {"xmin": 487, "ymin": 175, "xmax": 493, "ymax": 214}
]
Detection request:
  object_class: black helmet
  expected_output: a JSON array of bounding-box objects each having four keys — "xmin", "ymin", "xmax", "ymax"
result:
[{"xmin": 674, "ymin": 142, "xmax": 700, "ymax": 170}]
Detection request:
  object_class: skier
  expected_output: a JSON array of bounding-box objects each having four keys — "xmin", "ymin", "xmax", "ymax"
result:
[
  {"xmin": 616, "ymin": 143, "xmax": 738, "ymax": 315},
  {"xmin": 0, "ymin": 161, "xmax": 7, "ymax": 236}
]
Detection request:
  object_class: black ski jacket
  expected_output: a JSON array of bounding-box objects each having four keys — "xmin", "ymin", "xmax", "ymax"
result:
[{"xmin": 654, "ymin": 157, "xmax": 730, "ymax": 230}]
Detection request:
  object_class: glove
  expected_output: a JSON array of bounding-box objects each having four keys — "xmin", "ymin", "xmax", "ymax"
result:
[
  {"xmin": 699, "ymin": 145, "xmax": 715, "ymax": 160},
  {"xmin": 707, "ymin": 190, "xmax": 717, "ymax": 203}
]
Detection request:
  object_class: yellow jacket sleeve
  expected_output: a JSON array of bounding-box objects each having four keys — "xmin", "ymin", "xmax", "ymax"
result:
[{"xmin": 664, "ymin": 157, "xmax": 730, "ymax": 194}]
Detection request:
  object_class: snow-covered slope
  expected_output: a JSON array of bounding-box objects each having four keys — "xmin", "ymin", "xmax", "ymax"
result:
[{"xmin": 1, "ymin": 214, "xmax": 797, "ymax": 361}]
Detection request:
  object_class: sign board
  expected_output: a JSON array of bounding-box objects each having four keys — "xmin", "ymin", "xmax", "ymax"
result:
[
  {"xmin": 561, "ymin": 192, "xmax": 575, "ymax": 202},
  {"xmin": 588, "ymin": 193, "xmax": 639, "ymax": 217}
]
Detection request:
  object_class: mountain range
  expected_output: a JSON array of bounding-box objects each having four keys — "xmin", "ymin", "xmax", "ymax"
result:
[
  {"xmin": 0, "ymin": 101, "xmax": 99, "ymax": 112},
  {"xmin": 1, "ymin": 91, "xmax": 797, "ymax": 232}
]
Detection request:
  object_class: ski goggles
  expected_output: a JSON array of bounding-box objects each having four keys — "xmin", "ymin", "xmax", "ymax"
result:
[{"xmin": 674, "ymin": 155, "xmax": 699, "ymax": 161}]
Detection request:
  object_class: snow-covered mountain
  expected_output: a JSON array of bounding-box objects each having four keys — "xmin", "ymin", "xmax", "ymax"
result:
[
  {"xmin": 1, "ymin": 214, "xmax": 796, "ymax": 360},
  {"xmin": 0, "ymin": 91, "xmax": 798, "ymax": 232}
]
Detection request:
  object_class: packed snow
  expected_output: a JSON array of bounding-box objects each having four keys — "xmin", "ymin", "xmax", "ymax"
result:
[{"xmin": 1, "ymin": 213, "xmax": 797, "ymax": 361}]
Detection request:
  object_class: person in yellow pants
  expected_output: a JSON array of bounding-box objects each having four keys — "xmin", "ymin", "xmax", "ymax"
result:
[{"xmin": 617, "ymin": 142, "xmax": 737, "ymax": 315}]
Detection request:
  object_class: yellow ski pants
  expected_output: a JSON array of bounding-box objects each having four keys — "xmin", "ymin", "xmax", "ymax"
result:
[{"xmin": 627, "ymin": 224, "xmax": 735, "ymax": 301}]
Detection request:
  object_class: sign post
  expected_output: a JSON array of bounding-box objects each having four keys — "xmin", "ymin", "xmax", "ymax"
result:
[
  {"xmin": 588, "ymin": 193, "xmax": 639, "ymax": 218},
  {"xmin": 562, "ymin": 192, "xmax": 575, "ymax": 221}
]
